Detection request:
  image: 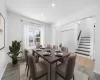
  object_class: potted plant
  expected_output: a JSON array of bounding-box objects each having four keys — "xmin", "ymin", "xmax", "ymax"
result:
[{"xmin": 7, "ymin": 40, "xmax": 22, "ymax": 65}]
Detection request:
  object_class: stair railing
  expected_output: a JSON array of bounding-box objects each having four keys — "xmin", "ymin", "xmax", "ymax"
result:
[
  {"xmin": 77, "ymin": 30, "xmax": 82, "ymax": 41},
  {"xmin": 77, "ymin": 30, "xmax": 82, "ymax": 48}
]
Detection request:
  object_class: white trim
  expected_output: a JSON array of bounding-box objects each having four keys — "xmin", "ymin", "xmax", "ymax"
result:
[{"xmin": 0, "ymin": 63, "xmax": 7, "ymax": 80}]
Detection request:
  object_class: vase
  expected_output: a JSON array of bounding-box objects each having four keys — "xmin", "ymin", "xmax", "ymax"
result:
[{"xmin": 12, "ymin": 58, "xmax": 18, "ymax": 65}]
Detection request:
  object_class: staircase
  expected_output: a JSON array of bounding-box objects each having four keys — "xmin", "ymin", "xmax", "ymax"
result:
[{"xmin": 75, "ymin": 37, "xmax": 91, "ymax": 58}]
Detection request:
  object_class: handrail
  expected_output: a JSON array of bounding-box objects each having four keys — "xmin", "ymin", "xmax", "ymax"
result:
[{"xmin": 77, "ymin": 30, "xmax": 82, "ymax": 41}]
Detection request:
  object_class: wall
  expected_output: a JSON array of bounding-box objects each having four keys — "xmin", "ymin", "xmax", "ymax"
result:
[
  {"xmin": 53, "ymin": 22, "xmax": 78, "ymax": 53},
  {"xmin": 0, "ymin": 0, "xmax": 8, "ymax": 80},
  {"xmin": 55, "ymin": 4, "xmax": 97, "ymax": 27},
  {"xmin": 94, "ymin": 3, "xmax": 100, "ymax": 74},
  {"xmin": 45, "ymin": 24, "xmax": 52, "ymax": 46},
  {"xmin": 53, "ymin": 3, "xmax": 100, "ymax": 74},
  {"xmin": 53, "ymin": 5, "xmax": 97, "ymax": 44},
  {"xmin": 7, "ymin": 12, "xmax": 52, "ymax": 60}
]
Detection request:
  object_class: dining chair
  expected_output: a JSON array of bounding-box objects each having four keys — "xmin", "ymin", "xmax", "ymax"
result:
[
  {"xmin": 27, "ymin": 54, "xmax": 48, "ymax": 80},
  {"xmin": 59, "ymin": 47, "xmax": 68, "ymax": 63},
  {"xmin": 24, "ymin": 49, "xmax": 29, "ymax": 77},
  {"xmin": 61, "ymin": 47, "xmax": 68, "ymax": 52},
  {"xmin": 53, "ymin": 45, "xmax": 58, "ymax": 50},
  {"xmin": 32, "ymin": 50, "xmax": 39, "ymax": 63},
  {"xmin": 24, "ymin": 49, "xmax": 40, "ymax": 77},
  {"xmin": 55, "ymin": 53, "xmax": 77, "ymax": 80},
  {"xmin": 36, "ymin": 44, "xmax": 42, "ymax": 49}
]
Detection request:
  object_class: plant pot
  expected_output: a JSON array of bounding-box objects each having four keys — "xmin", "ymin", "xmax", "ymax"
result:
[{"xmin": 12, "ymin": 58, "xmax": 18, "ymax": 65}]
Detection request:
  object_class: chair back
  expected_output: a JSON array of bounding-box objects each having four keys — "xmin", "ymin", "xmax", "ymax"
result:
[
  {"xmin": 24, "ymin": 49, "xmax": 28, "ymax": 64},
  {"xmin": 36, "ymin": 44, "xmax": 42, "ymax": 49},
  {"xmin": 65, "ymin": 53, "xmax": 76, "ymax": 80},
  {"xmin": 61, "ymin": 47, "xmax": 68, "ymax": 52},
  {"xmin": 53, "ymin": 45, "xmax": 58, "ymax": 50},
  {"xmin": 40, "ymin": 45, "xmax": 42, "ymax": 48},
  {"xmin": 46, "ymin": 44, "xmax": 52, "ymax": 49},
  {"xmin": 32, "ymin": 49, "xmax": 36, "ymax": 56},
  {"xmin": 27, "ymin": 54, "xmax": 37, "ymax": 80}
]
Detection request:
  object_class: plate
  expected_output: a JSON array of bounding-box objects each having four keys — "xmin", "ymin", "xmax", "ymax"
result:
[
  {"xmin": 35, "ymin": 49, "xmax": 41, "ymax": 51},
  {"xmin": 40, "ymin": 47, "xmax": 45, "ymax": 49},
  {"xmin": 55, "ymin": 50, "xmax": 61, "ymax": 53},
  {"xmin": 43, "ymin": 52, "xmax": 51, "ymax": 56},
  {"xmin": 55, "ymin": 53, "xmax": 63, "ymax": 57}
]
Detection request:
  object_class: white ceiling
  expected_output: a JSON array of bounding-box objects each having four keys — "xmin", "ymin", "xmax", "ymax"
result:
[{"xmin": 5, "ymin": 0, "xmax": 97, "ymax": 23}]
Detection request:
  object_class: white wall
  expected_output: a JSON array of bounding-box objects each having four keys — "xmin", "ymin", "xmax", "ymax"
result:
[
  {"xmin": 53, "ymin": 3, "xmax": 100, "ymax": 74},
  {"xmin": 53, "ymin": 5, "xmax": 97, "ymax": 45},
  {"xmin": 55, "ymin": 4, "xmax": 97, "ymax": 27},
  {"xmin": 0, "ymin": 0, "xmax": 8, "ymax": 80},
  {"xmin": 94, "ymin": 3, "xmax": 100, "ymax": 74},
  {"xmin": 7, "ymin": 12, "xmax": 52, "ymax": 60},
  {"xmin": 45, "ymin": 24, "xmax": 52, "ymax": 46},
  {"xmin": 53, "ymin": 22, "xmax": 78, "ymax": 53}
]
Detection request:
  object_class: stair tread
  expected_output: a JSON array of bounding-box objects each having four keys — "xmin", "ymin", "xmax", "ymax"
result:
[
  {"xmin": 80, "ymin": 39, "xmax": 90, "ymax": 41},
  {"xmin": 78, "ymin": 47, "xmax": 90, "ymax": 49},
  {"xmin": 76, "ymin": 49, "xmax": 90, "ymax": 52},
  {"xmin": 75, "ymin": 52, "xmax": 90, "ymax": 56},
  {"xmin": 79, "ymin": 44, "xmax": 90, "ymax": 46},
  {"xmin": 81, "ymin": 37, "xmax": 90, "ymax": 38},
  {"xmin": 80, "ymin": 42, "xmax": 90, "ymax": 43}
]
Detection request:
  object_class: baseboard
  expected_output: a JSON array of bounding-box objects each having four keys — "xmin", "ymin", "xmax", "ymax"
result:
[{"xmin": 0, "ymin": 63, "xmax": 8, "ymax": 80}]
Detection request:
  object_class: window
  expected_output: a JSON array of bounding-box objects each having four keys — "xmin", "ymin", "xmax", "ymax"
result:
[
  {"xmin": 28, "ymin": 27, "xmax": 41, "ymax": 48},
  {"xmin": 24, "ymin": 24, "xmax": 44, "ymax": 49},
  {"xmin": 34, "ymin": 29, "xmax": 41, "ymax": 47}
]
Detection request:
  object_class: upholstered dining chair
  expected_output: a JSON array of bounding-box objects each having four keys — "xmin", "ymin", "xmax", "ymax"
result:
[
  {"xmin": 36, "ymin": 44, "xmax": 42, "ymax": 49},
  {"xmin": 55, "ymin": 53, "xmax": 77, "ymax": 80},
  {"xmin": 53, "ymin": 45, "xmax": 58, "ymax": 50},
  {"xmin": 32, "ymin": 50, "xmax": 39, "ymax": 63},
  {"xmin": 61, "ymin": 47, "xmax": 68, "ymax": 52},
  {"xmin": 24, "ymin": 49, "xmax": 29, "ymax": 77},
  {"xmin": 24, "ymin": 49, "xmax": 40, "ymax": 77},
  {"xmin": 58, "ymin": 47, "xmax": 68, "ymax": 63},
  {"xmin": 27, "ymin": 54, "xmax": 48, "ymax": 80}
]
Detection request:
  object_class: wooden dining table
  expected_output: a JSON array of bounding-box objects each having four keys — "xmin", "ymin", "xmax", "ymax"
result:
[{"xmin": 33, "ymin": 48, "xmax": 70, "ymax": 80}]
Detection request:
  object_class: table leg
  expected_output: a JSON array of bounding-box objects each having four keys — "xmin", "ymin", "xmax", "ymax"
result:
[{"xmin": 50, "ymin": 63, "xmax": 52, "ymax": 80}]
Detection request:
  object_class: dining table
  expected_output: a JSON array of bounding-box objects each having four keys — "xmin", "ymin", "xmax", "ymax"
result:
[{"xmin": 33, "ymin": 48, "xmax": 70, "ymax": 80}]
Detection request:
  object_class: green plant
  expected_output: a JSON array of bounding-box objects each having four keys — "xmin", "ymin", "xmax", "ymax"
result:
[{"xmin": 7, "ymin": 40, "xmax": 22, "ymax": 65}]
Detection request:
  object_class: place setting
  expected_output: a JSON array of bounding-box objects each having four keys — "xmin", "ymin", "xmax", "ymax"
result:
[
  {"xmin": 55, "ymin": 50, "xmax": 64, "ymax": 57},
  {"xmin": 35, "ymin": 48, "xmax": 42, "ymax": 51},
  {"xmin": 43, "ymin": 49, "xmax": 51, "ymax": 56}
]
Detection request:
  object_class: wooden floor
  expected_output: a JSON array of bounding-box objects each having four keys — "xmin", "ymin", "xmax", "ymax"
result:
[{"xmin": 76, "ymin": 55, "xmax": 95, "ymax": 71}]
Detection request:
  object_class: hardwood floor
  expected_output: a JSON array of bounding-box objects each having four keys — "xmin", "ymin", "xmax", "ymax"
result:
[{"xmin": 76, "ymin": 55, "xmax": 95, "ymax": 71}]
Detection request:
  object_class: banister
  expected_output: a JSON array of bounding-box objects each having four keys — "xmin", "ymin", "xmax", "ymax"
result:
[{"xmin": 77, "ymin": 30, "xmax": 82, "ymax": 41}]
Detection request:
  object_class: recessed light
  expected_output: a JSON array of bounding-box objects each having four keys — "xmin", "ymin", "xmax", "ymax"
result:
[
  {"xmin": 41, "ymin": 14, "xmax": 43, "ymax": 16},
  {"xmin": 52, "ymin": 3, "xmax": 55, "ymax": 7}
]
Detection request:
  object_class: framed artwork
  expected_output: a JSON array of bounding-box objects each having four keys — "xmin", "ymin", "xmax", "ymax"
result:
[{"xmin": 0, "ymin": 13, "xmax": 5, "ymax": 50}]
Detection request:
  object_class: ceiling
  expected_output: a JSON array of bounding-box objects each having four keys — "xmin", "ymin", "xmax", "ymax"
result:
[{"xmin": 5, "ymin": 0, "xmax": 97, "ymax": 23}]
